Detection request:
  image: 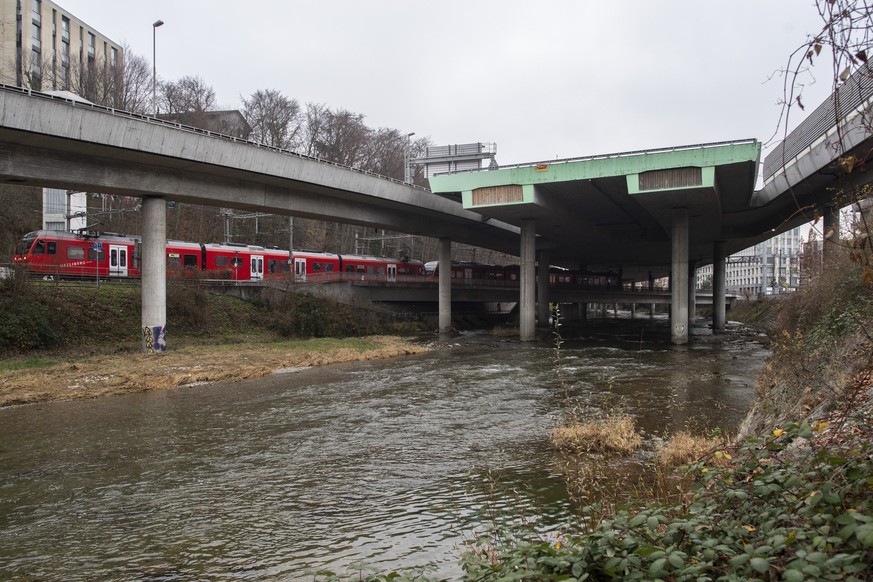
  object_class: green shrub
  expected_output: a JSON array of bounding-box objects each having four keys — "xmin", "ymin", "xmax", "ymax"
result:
[{"xmin": 461, "ymin": 422, "xmax": 873, "ymax": 581}]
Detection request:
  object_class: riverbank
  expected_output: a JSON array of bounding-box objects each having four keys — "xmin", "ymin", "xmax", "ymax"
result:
[{"xmin": 0, "ymin": 335, "xmax": 428, "ymax": 408}]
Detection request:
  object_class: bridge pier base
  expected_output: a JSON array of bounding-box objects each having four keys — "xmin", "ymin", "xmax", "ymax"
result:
[
  {"xmin": 520, "ymin": 220, "xmax": 536, "ymax": 341},
  {"xmin": 713, "ymin": 241, "xmax": 726, "ymax": 332},
  {"xmin": 438, "ymin": 237, "xmax": 452, "ymax": 338},
  {"xmin": 142, "ymin": 196, "xmax": 167, "ymax": 353},
  {"xmin": 671, "ymin": 208, "xmax": 690, "ymax": 345}
]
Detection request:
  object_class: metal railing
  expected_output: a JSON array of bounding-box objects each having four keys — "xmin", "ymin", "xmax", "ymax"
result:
[
  {"xmin": 435, "ymin": 138, "xmax": 759, "ymax": 176},
  {"xmin": 763, "ymin": 64, "xmax": 873, "ymax": 181}
]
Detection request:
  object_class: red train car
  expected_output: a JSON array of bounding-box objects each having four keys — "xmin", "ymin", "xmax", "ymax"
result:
[
  {"xmin": 292, "ymin": 251, "xmax": 424, "ymax": 283},
  {"xmin": 13, "ymin": 230, "xmax": 141, "ymax": 279},
  {"xmin": 424, "ymin": 260, "xmax": 621, "ymax": 289},
  {"xmin": 12, "ymin": 230, "xmax": 425, "ymax": 284}
]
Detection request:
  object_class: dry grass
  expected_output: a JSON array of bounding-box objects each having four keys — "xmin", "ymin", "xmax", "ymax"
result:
[
  {"xmin": 0, "ymin": 336, "xmax": 427, "ymax": 408},
  {"xmin": 550, "ymin": 415, "xmax": 642, "ymax": 455},
  {"xmin": 655, "ymin": 431, "xmax": 727, "ymax": 469}
]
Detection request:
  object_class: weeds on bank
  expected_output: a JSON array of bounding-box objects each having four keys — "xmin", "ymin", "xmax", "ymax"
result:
[
  {"xmin": 461, "ymin": 419, "xmax": 873, "ymax": 580},
  {"xmin": 550, "ymin": 415, "xmax": 642, "ymax": 455}
]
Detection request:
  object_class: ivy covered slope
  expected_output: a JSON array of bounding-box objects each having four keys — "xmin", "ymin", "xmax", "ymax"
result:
[{"xmin": 460, "ymin": 257, "xmax": 872, "ymax": 580}]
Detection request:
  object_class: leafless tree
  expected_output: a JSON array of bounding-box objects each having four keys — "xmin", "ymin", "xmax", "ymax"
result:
[
  {"xmin": 112, "ymin": 45, "xmax": 152, "ymax": 114},
  {"xmin": 160, "ymin": 75, "xmax": 216, "ymax": 115},
  {"xmin": 778, "ymin": 0, "xmax": 873, "ymax": 281},
  {"xmin": 308, "ymin": 108, "xmax": 371, "ymax": 167},
  {"xmin": 242, "ymin": 89, "xmax": 302, "ymax": 149}
]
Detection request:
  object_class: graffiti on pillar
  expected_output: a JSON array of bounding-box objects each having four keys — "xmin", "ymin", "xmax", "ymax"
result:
[
  {"xmin": 143, "ymin": 325, "xmax": 167, "ymax": 353},
  {"xmin": 674, "ymin": 323, "xmax": 687, "ymax": 337}
]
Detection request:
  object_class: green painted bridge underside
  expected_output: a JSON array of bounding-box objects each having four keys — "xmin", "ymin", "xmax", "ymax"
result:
[
  {"xmin": 426, "ymin": 140, "xmax": 762, "ymax": 277},
  {"xmin": 429, "ymin": 140, "xmax": 760, "ymax": 202}
]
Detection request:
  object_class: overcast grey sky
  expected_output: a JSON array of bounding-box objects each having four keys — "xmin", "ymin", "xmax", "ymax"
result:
[{"xmin": 61, "ymin": 1, "xmax": 832, "ymax": 167}]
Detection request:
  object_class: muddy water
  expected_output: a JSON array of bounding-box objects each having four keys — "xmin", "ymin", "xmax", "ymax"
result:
[{"xmin": 0, "ymin": 321, "xmax": 768, "ymax": 579}]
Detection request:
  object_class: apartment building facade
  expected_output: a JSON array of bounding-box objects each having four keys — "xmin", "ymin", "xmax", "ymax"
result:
[
  {"xmin": 0, "ymin": 0, "xmax": 122, "ymax": 93},
  {"xmin": 697, "ymin": 226, "xmax": 804, "ymax": 297}
]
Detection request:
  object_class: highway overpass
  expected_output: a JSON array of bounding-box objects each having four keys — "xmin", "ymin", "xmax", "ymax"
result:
[{"xmin": 1, "ymin": 68, "xmax": 871, "ymax": 347}]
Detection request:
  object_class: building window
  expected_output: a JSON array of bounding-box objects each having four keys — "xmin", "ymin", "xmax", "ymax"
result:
[
  {"xmin": 88, "ymin": 32, "xmax": 95, "ymax": 59},
  {"xmin": 110, "ymin": 46, "xmax": 117, "ymax": 68}
]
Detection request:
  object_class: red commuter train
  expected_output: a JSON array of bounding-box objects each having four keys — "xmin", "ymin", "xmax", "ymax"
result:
[
  {"xmin": 12, "ymin": 230, "xmax": 426, "ymax": 283},
  {"xmin": 423, "ymin": 260, "xmax": 621, "ymax": 288}
]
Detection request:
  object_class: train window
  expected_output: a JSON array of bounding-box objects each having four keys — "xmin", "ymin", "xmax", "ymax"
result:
[
  {"xmin": 33, "ymin": 240, "xmax": 46, "ymax": 255},
  {"xmin": 356, "ymin": 265, "xmax": 365, "ymax": 273},
  {"xmin": 67, "ymin": 246, "xmax": 85, "ymax": 260},
  {"xmin": 268, "ymin": 259, "xmax": 277, "ymax": 274},
  {"xmin": 47, "ymin": 242, "xmax": 56, "ymax": 254},
  {"xmin": 324, "ymin": 264, "xmax": 334, "ymax": 272},
  {"xmin": 345, "ymin": 265, "xmax": 355, "ymax": 273},
  {"xmin": 230, "ymin": 257, "xmax": 243, "ymax": 267},
  {"xmin": 167, "ymin": 255, "xmax": 181, "ymax": 269},
  {"xmin": 312, "ymin": 262, "xmax": 322, "ymax": 272},
  {"xmin": 279, "ymin": 262, "xmax": 290, "ymax": 274},
  {"xmin": 183, "ymin": 254, "xmax": 198, "ymax": 269},
  {"xmin": 87, "ymin": 247, "xmax": 105, "ymax": 261},
  {"xmin": 215, "ymin": 256, "xmax": 228, "ymax": 267}
]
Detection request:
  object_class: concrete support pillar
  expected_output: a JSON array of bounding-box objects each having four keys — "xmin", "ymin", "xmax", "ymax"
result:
[
  {"xmin": 438, "ymin": 237, "xmax": 452, "ymax": 337},
  {"xmin": 536, "ymin": 250, "xmax": 550, "ymax": 326},
  {"xmin": 631, "ymin": 303, "xmax": 636, "ymax": 319},
  {"xmin": 688, "ymin": 262, "xmax": 697, "ymax": 329},
  {"xmin": 142, "ymin": 196, "xmax": 167, "ymax": 353},
  {"xmin": 671, "ymin": 208, "xmax": 689, "ymax": 345},
  {"xmin": 713, "ymin": 241, "xmax": 726, "ymax": 333},
  {"xmin": 650, "ymin": 304, "xmax": 656, "ymax": 319},
  {"xmin": 520, "ymin": 219, "xmax": 536, "ymax": 341},
  {"xmin": 823, "ymin": 205, "xmax": 841, "ymax": 266}
]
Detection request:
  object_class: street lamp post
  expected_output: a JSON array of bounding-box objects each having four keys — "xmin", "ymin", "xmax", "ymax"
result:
[
  {"xmin": 404, "ymin": 132, "xmax": 415, "ymax": 184},
  {"xmin": 152, "ymin": 20, "xmax": 164, "ymax": 116}
]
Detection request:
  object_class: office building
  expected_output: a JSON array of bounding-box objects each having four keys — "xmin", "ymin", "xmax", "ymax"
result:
[
  {"xmin": 0, "ymin": 0, "xmax": 122, "ymax": 94},
  {"xmin": 697, "ymin": 227, "xmax": 804, "ymax": 297}
]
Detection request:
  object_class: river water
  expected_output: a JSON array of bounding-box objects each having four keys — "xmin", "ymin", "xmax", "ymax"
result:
[{"xmin": 0, "ymin": 320, "xmax": 769, "ymax": 580}]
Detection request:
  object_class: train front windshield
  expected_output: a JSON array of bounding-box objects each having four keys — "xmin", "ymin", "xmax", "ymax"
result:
[{"xmin": 14, "ymin": 233, "xmax": 38, "ymax": 256}]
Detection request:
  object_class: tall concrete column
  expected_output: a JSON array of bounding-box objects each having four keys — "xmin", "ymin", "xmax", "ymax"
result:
[
  {"xmin": 823, "ymin": 205, "xmax": 841, "ymax": 266},
  {"xmin": 536, "ymin": 250, "xmax": 550, "ymax": 327},
  {"xmin": 438, "ymin": 237, "xmax": 452, "ymax": 338},
  {"xmin": 142, "ymin": 196, "xmax": 167, "ymax": 353},
  {"xmin": 671, "ymin": 208, "xmax": 689, "ymax": 345},
  {"xmin": 713, "ymin": 241, "xmax": 726, "ymax": 333},
  {"xmin": 688, "ymin": 262, "xmax": 697, "ymax": 329},
  {"xmin": 520, "ymin": 219, "xmax": 536, "ymax": 341}
]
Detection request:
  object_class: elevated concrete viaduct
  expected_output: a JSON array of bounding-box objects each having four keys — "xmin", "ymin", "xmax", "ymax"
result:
[
  {"xmin": 2, "ymin": 68, "xmax": 872, "ymax": 348},
  {"xmin": 0, "ymin": 85, "xmax": 518, "ymax": 349}
]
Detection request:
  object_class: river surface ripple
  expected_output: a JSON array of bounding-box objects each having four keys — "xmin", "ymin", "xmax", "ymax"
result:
[{"xmin": 0, "ymin": 323, "xmax": 769, "ymax": 580}]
